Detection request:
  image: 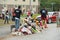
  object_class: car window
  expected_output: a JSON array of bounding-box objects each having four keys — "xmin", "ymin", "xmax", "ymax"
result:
[
  {"xmin": 48, "ymin": 12, "xmax": 54, "ymax": 15},
  {"xmin": 52, "ymin": 13, "xmax": 57, "ymax": 16}
]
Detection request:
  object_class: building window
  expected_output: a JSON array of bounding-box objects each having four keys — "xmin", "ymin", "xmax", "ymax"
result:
[
  {"xmin": 23, "ymin": 0, "xmax": 25, "ymax": 2},
  {"xmin": 15, "ymin": 5, "xmax": 17, "ymax": 7},
  {"xmin": 33, "ymin": 0, "xmax": 35, "ymax": 2},
  {"xmin": 33, "ymin": 5, "xmax": 35, "ymax": 8},
  {"xmin": 15, "ymin": 0, "xmax": 17, "ymax": 1}
]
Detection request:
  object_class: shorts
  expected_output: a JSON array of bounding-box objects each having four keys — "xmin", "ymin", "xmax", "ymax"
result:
[
  {"xmin": 41, "ymin": 18, "xmax": 47, "ymax": 26},
  {"xmin": 57, "ymin": 18, "xmax": 60, "ymax": 25}
]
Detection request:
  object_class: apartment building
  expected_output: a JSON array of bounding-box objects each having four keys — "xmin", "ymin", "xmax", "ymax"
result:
[{"xmin": 0, "ymin": 0, "xmax": 40, "ymax": 13}]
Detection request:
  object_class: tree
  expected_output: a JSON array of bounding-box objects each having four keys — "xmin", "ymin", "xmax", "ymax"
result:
[{"xmin": 39, "ymin": 0, "xmax": 60, "ymax": 11}]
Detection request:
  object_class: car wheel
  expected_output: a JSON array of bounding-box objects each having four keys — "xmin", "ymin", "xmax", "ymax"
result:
[{"xmin": 48, "ymin": 19, "xmax": 52, "ymax": 24}]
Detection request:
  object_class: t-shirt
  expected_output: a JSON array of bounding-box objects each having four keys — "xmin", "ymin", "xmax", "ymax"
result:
[
  {"xmin": 27, "ymin": 11, "xmax": 31, "ymax": 16},
  {"xmin": 5, "ymin": 13, "xmax": 9, "ymax": 19},
  {"xmin": 15, "ymin": 9, "xmax": 22, "ymax": 19},
  {"xmin": 2, "ymin": 9, "xmax": 5, "ymax": 14},
  {"xmin": 40, "ymin": 9, "xmax": 47, "ymax": 18},
  {"xmin": 58, "ymin": 12, "xmax": 60, "ymax": 18}
]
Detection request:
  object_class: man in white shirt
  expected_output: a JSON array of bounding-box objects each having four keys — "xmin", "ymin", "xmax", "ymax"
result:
[{"xmin": 2, "ymin": 8, "xmax": 6, "ymax": 20}]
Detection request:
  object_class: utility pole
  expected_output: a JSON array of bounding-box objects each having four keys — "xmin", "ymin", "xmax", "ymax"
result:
[{"xmin": 51, "ymin": 3, "xmax": 54, "ymax": 11}]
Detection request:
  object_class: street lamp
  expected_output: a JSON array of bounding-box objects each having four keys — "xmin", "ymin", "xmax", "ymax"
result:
[
  {"xmin": 30, "ymin": 0, "xmax": 32, "ymax": 11},
  {"xmin": 51, "ymin": 3, "xmax": 55, "ymax": 11}
]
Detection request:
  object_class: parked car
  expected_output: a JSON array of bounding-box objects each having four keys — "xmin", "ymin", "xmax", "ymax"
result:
[{"xmin": 36, "ymin": 12, "xmax": 56, "ymax": 24}]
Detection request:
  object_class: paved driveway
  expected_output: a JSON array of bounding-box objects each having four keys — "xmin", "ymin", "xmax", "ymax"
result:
[{"xmin": 1, "ymin": 23, "xmax": 60, "ymax": 40}]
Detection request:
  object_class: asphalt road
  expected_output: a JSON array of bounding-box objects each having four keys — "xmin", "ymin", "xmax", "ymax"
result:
[
  {"xmin": 0, "ymin": 25, "xmax": 11, "ymax": 37},
  {"xmin": 1, "ymin": 23, "xmax": 60, "ymax": 40}
]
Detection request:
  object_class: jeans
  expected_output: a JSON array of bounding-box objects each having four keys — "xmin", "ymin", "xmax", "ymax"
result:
[
  {"xmin": 4, "ymin": 16, "xmax": 9, "ymax": 24},
  {"xmin": 15, "ymin": 18, "xmax": 20, "ymax": 30},
  {"xmin": 2, "ymin": 14, "xmax": 5, "ymax": 20}
]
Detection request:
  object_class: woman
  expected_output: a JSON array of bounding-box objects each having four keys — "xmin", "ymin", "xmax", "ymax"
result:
[
  {"xmin": 11, "ymin": 8, "xmax": 16, "ymax": 21},
  {"xmin": 4, "ymin": 10, "xmax": 9, "ymax": 24}
]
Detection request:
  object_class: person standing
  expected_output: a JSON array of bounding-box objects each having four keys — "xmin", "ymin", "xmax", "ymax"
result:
[
  {"xmin": 56, "ymin": 9, "xmax": 60, "ymax": 27},
  {"xmin": 2, "ymin": 8, "xmax": 6, "ymax": 20},
  {"xmin": 8, "ymin": 8, "xmax": 12, "ymax": 20},
  {"xmin": 27, "ymin": 10, "xmax": 31, "ymax": 17},
  {"xmin": 14, "ymin": 6, "xmax": 22, "ymax": 31},
  {"xmin": 40, "ymin": 7, "xmax": 48, "ymax": 29},
  {"xmin": 4, "ymin": 10, "xmax": 9, "ymax": 24},
  {"xmin": 11, "ymin": 8, "xmax": 16, "ymax": 21}
]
